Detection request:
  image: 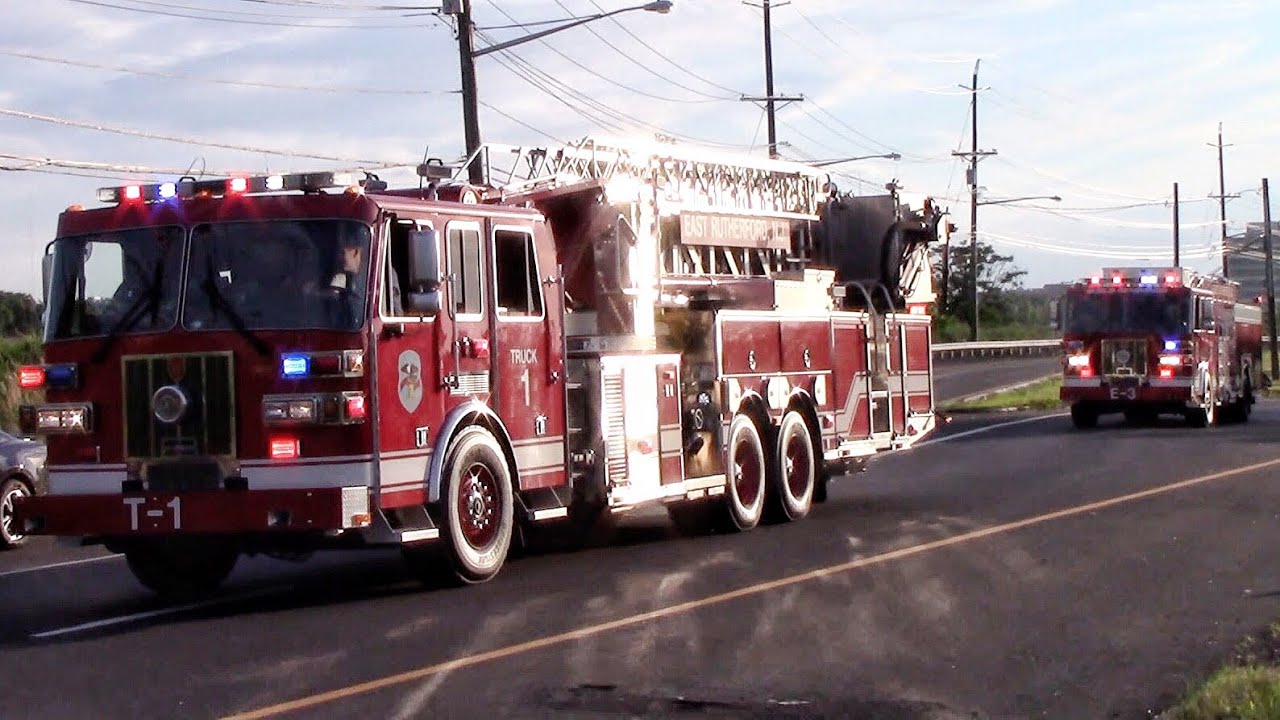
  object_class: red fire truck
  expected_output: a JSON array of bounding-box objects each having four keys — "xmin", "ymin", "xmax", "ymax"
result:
[
  {"xmin": 16, "ymin": 139, "xmax": 941, "ymax": 595},
  {"xmin": 1060, "ymin": 266, "xmax": 1263, "ymax": 429}
]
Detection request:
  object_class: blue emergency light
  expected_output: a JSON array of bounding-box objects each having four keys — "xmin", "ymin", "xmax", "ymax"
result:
[{"xmin": 281, "ymin": 354, "xmax": 310, "ymax": 378}]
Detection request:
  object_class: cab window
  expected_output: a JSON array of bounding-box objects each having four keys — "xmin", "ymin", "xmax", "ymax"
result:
[
  {"xmin": 494, "ymin": 228, "xmax": 543, "ymax": 317},
  {"xmin": 447, "ymin": 225, "xmax": 483, "ymax": 317}
]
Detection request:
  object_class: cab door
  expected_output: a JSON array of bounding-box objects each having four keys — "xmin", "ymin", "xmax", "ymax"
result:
[
  {"xmin": 443, "ymin": 220, "xmax": 492, "ymax": 398},
  {"xmin": 373, "ymin": 214, "xmax": 442, "ymax": 510},
  {"xmin": 489, "ymin": 223, "xmax": 566, "ymax": 491}
]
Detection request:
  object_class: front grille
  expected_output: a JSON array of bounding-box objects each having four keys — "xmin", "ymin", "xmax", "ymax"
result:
[
  {"xmin": 1100, "ymin": 339, "xmax": 1148, "ymax": 376},
  {"xmin": 123, "ymin": 352, "xmax": 236, "ymax": 459}
]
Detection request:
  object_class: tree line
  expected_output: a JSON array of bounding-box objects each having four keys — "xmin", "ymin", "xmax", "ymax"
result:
[
  {"xmin": 0, "ymin": 291, "xmax": 42, "ymax": 337},
  {"xmin": 929, "ymin": 240, "xmax": 1057, "ymax": 342}
]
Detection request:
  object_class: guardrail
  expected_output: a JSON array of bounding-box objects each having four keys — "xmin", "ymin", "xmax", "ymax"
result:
[{"xmin": 932, "ymin": 339, "xmax": 1060, "ymax": 360}]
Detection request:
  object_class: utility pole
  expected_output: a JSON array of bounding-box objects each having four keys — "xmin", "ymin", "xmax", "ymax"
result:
[
  {"xmin": 1209, "ymin": 123, "xmax": 1238, "ymax": 277},
  {"xmin": 453, "ymin": 0, "xmax": 485, "ymax": 185},
  {"xmin": 1173, "ymin": 181, "xmax": 1180, "ymax": 266},
  {"xmin": 940, "ymin": 211, "xmax": 952, "ymax": 310},
  {"xmin": 1263, "ymin": 178, "xmax": 1277, "ymax": 379},
  {"xmin": 741, "ymin": 0, "xmax": 802, "ymax": 158},
  {"xmin": 952, "ymin": 59, "xmax": 997, "ymax": 341}
]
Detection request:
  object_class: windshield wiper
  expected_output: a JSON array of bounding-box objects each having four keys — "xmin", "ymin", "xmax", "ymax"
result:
[
  {"xmin": 91, "ymin": 272, "xmax": 165, "ymax": 364},
  {"xmin": 201, "ymin": 254, "xmax": 269, "ymax": 357}
]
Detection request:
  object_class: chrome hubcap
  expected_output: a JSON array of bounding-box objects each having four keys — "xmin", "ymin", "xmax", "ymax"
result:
[{"xmin": 1, "ymin": 485, "xmax": 28, "ymax": 542}]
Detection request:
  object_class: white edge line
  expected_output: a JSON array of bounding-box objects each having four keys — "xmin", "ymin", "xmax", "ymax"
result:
[
  {"xmin": 915, "ymin": 412, "xmax": 1069, "ymax": 448},
  {"xmin": 31, "ymin": 585, "xmax": 291, "ymax": 640},
  {"xmin": 0, "ymin": 553, "xmax": 123, "ymax": 579}
]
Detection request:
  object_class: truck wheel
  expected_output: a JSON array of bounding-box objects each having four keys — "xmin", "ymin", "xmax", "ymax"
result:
[
  {"xmin": 769, "ymin": 411, "xmax": 815, "ymax": 522},
  {"xmin": 1070, "ymin": 404, "xmax": 1098, "ymax": 429},
  {"xmin": 724, "ymin": 413, "xmax": 767, "ymax": 531},
  {"xmin": 124, "ymin": 538, "xmax": 238, "ymax": 598},
  {"xmin": 0, "ymin": 478, "xmax": 31, "ymax": 549},
  {"xmin": 439, "ymin": 426, "xmax": 514, "ymax": 584},
  {"xmin": 1186, "ymin": 401, "xmax": 1216, "ymax": 428}
]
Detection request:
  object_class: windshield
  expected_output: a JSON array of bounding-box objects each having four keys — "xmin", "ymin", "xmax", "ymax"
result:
[
  {"xmin": 183, "ymin": 220, "xmax": 371, "ymax": 332},
  {"xmin": 1064, "ymin": 290, "xmax": 1190, "ymax": 337},
  {"xmin": 45, "ymin": 227, "xmax": 184, "ymax": 341}
]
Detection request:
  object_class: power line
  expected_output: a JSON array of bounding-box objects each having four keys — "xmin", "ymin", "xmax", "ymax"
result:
[
  {"xmin": 474, "ymin": 29, "xmax": 755, "ymax": 149},
  {"xmin": 585, "ymin": 0, "xmax": 745, "ymax": 97},
  {"xmin": 0, "ymin": 49, "xmax": 457, "ymax": 95},
  {"xmin": 992, "ymin": 157, "xmax": 1164, "ymax": 203},
  {"xmin": 552, "ymin": 0, "xmax": 736, "ymax": 101},
  {"xmin": 476, "ymin": 100, "xmax": 566, "ymax": 144},
  {"xmin": 0, "ymin": 106, "xmax": 406, "ymax": 166},
  {"xmin": 484, "ymin": 2, "xmax": 727, "ymax": 104},
  {"xmin": 59, "ymin": 0, "xmax": 436, "ymax": 28},
  {"xmin": 0, "ymin": 152, "xmax": 255, "ymax": 178},
  {"xmin": 95, "ymin": 0, "xmax": 421, "ymax": 19}
]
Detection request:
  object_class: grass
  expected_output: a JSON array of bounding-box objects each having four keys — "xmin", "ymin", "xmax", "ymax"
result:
[
  {"xmin": 1164, "ymin": 623, "xmax": 1280, "ymax": 719},
  {"xmin": 1167, "ymin": 666, "xmax": 1280, "ymax": 720},
  {"xmin": 0, "ymin": 335, "xmax": 42, "ymax": 433},
  {"xmin": 941, "ymin": 375, "xmax": 1063, "ymax": 412}
]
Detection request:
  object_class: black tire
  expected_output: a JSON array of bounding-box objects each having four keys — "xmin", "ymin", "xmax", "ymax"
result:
[
  {"xmin": 724, "ymin": 413, "xmax": 767, "ymax": 531},
  {"xmin": 1186, "ymin": 401, "xmax": 1216, "ymax": 428},
  {"xmin": 1070, "ymin": 404, "xmax": 1098, "ymax": 430},
  {"xmin": 124, "ymin": 538, "xmax": 238, "ymax": 598},
  {"xmin": 438, "ymin": 426, "xmax": 514, "ymax": 584},
  {"xmin": 769, "ymin": 411, "xmax": 816, "ymax": 522},
  {"xmin": 0, "ymin": 477, "xmax": 31, "ymax": 549}
]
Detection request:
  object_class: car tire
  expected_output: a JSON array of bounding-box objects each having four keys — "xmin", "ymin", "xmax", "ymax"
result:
[{"xmin": 0, "ymin": 477, "xmax": 31, "ymax": 549}]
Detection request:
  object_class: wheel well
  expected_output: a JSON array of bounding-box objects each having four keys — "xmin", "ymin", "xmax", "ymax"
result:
[
  {"xmin": 3, "ymin": 470, "xmax": 33, "ymax": 493},
  {"xmin": 445, "ymin": 413, "xmax": 520, "ymax": 508},
  {"xmin": 735, "ymin": 393, "xmax": 772, "ymax": 440}
]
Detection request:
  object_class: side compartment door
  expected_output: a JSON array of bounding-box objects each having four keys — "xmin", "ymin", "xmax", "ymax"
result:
[{"xmin": 490, "ymin": 224, "xmax": 566, "ymax": 491}]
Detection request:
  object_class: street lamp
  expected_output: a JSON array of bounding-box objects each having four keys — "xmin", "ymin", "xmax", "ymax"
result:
[
  {"xmin": 809, "ymin": 153, "xmax": 902, "ymax": 167},
  {"xmin": 968, "ymin": 193, "xmax": 1060, "ymax": 340},
  {"xmin": 451, "ymin": 0, "xmax": 674, "ymax": 183}
]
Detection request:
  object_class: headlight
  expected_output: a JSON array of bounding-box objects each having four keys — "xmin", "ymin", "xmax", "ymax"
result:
[{"xmin": 20, "ymin": 403, "xmax": 93, "ymax": 435}]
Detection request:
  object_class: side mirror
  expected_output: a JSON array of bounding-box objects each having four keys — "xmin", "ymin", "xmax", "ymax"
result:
[
  {"xmin": 407, "ymin": 228, "xmax": 439, "ymax": 290},
  {"xmin": 41, "ymin": 253, "xmax": 53, "ymax": 305},
  {"xmin": 1049, "ymin": 299, "xmax": 1061, "ymax": 332},
  {"xmin": 405, "ymin": 227, "xmax": 441, "ymax": 317}
]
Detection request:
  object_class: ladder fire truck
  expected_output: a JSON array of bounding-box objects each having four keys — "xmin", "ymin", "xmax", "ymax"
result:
[
  {"xmin": 16, "ymin": 138, "xmax": 941, "ymax": 595},
  {"xmin": 1060, "ymin": 267, "xmax": 1263, "ymax": 429}
]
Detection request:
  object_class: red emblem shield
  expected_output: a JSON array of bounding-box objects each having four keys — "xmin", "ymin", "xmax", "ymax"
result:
[{"xmin": 166, "ymin": 356, "xmax": 187, "ymax": 383}]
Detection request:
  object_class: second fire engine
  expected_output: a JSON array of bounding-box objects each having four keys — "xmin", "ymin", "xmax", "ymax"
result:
[{"xmin": 1060, "ymin": 267, "xmax": 1263, "ymax": 429}]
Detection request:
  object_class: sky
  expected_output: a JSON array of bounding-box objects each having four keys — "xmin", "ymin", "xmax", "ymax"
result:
[{"xmin": 2, "ymin": 0, "xmax": 1279, "ymax": 299}]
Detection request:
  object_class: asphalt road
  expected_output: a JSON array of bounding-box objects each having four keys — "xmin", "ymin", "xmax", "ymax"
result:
[
  {"xmin": 932, "ymin": 355, "xmax": 1060, "ymax": 402},
  {"xmin": 4, "ymin": 404, "xmax": 1280, "ymax": 719}
]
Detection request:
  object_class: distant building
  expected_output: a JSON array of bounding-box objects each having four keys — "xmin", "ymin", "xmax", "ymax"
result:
[{"xmin": 1224, "ymin": 221, "xmax": 1280, "ymax": 301}]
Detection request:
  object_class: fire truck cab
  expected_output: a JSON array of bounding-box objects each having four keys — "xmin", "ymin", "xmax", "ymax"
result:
[
  {"xmin": 1059, "ymin": 267, "xmax": 1263, "ymax": 429},
  {"xmin": 16, "ymin": 140, "xmax": 941, "ymax": 596}
]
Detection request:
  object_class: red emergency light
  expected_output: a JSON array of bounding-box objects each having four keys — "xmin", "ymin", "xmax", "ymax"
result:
[
  {"xmin": 18, "ymin": 366, "xmax": 45, "ymax": 389},
  {"xmin": 269, "ymin": 436, "xmax": 300, "ymax": 460}
]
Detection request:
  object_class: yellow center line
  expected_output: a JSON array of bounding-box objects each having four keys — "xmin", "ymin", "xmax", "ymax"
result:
[{"xmin": 224, "ymin": 455, "xmax": 1280, "ymax": 720}]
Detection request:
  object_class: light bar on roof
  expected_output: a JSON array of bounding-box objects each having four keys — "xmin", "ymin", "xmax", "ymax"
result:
[{"xmin": 94, "ymin": 171, "xmax": 387, "ymax": 205}]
